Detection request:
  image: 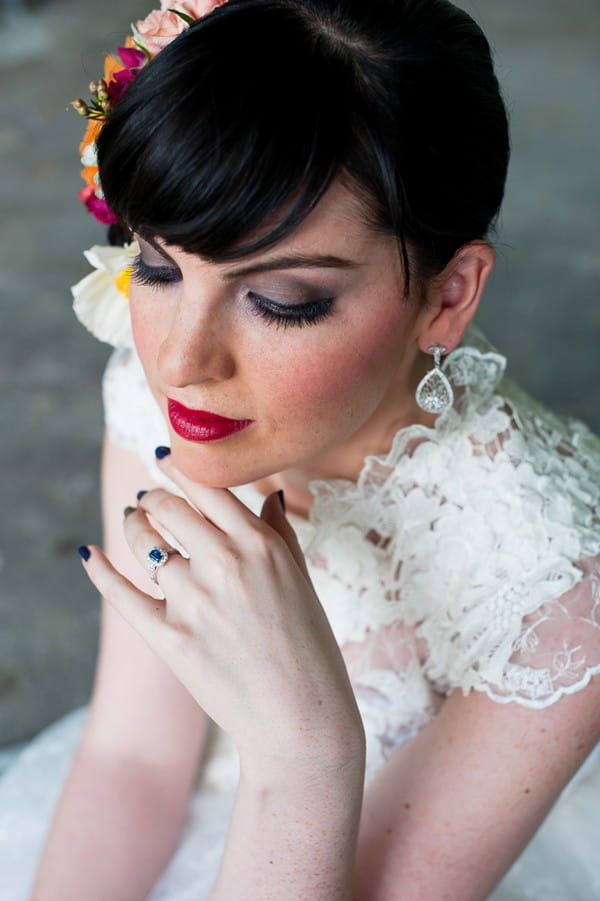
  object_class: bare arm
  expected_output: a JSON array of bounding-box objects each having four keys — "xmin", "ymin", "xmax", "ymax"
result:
[
  {"xmin": 207, "ymin": 675, "xmax": 599, "ymax": 901},
  {"xmin": 30, "ymin": 436, "xmax": 208, "ymax": 900},
  {"xmin": 354, "ymin": 678, "xmax": 600, "ymax": 900}
]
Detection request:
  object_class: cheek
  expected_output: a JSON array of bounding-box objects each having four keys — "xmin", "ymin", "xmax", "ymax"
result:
[
  {"xmin": 129, "ymin": 290, "xmax": 165, "ymax": 365},
  {"xmin": 260, "ymin": 307, "xmax": 407, "ymax": 424}
]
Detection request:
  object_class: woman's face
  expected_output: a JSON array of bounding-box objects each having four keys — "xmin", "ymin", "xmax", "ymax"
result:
[{"xmin": 130, "ymin": 180, "xmax": 428, "ymax": 487}]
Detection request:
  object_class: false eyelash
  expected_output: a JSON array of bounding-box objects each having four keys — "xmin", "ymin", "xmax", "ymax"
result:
[
  {"xmin": 249, "ymin": 294, "xmax": 335, "ymax": 329},
  {"xmin": 131, "ymin": 255, "xmax": 181, "ymax": 287}
]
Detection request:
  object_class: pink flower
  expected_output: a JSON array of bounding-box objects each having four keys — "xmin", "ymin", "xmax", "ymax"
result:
[
  {"xmin": 160, "ymin": 0, "xmax": 228, "ymax": 15},
  {"xmin": 135, "ymin": 10, "xmax": 190, "ymax": 55},
  {"xmin": 136, "ymin": 3, "xmax": 228, "ymax": 57},
  {"xmin": 79, "ymin": 186, "xmax": 118, "ymax": 225}
]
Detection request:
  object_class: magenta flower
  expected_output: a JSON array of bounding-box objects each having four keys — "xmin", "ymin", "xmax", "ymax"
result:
[
  {"xmin": 118, "ymin": 47, "xmax": 147, "ymax": 69},
  {"xmin": 79, "ymin": 187, "xmax": 119, "ymax": 225},
  {"xmin": 107, "ymin": 68, "xmax": 139, "ymax": 103},
  {"xmin": 105, "ymin": 47, "xmax": 147, "ymax": 103}
]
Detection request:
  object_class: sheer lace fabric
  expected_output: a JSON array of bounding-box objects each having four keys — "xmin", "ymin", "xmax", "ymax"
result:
[{"xmin": 101, "ymin": 325, "xmax": 600, "ymax": 787}]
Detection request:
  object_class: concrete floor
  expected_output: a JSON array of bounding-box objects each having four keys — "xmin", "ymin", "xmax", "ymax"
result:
[{"xmin": 0, "ymin": 0, "xmax": 599, "ymax": 760}]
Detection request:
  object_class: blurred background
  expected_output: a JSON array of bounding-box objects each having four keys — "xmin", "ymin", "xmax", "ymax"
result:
[{"xmin": 0, "ymin": 0, "xmax": 599, "ymax": 770}]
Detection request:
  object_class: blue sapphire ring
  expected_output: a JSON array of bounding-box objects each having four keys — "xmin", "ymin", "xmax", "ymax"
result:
[{"xmin": 147, "ymin": 546, "xmax": 176, "ymax": 584}]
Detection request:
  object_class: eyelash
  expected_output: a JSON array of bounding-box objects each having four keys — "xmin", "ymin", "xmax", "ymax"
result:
[{"xmin": 131, "ymin": 256, "xmax": 335, "ymax": 330}]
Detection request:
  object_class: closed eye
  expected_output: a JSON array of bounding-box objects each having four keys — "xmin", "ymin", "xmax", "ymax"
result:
[
  {"xmin": 131, "ymin": 256, "xmax": 335, "ymax": 329},
  {"xmin": 248, "ymin": 293, "xmax": 335, "ymax": 329},
  {"xmin": 131, "ymin": 255, "xmax": 181, "ymax": 287}
]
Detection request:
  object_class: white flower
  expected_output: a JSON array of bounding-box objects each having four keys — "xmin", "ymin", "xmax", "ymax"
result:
[
  {"xmin": 80, "ymin": 142, "xmax": 98, "ymax": 167},
  {"xmin": 71, "ymin": 242, "xmax": 139, "ymax": 348}
]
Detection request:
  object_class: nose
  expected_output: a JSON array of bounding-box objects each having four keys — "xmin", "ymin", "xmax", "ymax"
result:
[{"xmin": 157, "ymin": 294, "xmax": 236, "ymax": 388}]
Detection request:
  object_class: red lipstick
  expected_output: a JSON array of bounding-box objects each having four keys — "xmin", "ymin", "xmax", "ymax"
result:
[{"xmin": 168, "ymin": 399, "xmax": 254, "ymax": 442}]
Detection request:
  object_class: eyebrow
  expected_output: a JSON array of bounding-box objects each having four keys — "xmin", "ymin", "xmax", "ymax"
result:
[
  {"xmin": 222, "ymin": 254, "xmax": 362, "ymax": 280},
  {"xmin": 141, "ymin": 237, "xmax": 361, "ymax": 278}
]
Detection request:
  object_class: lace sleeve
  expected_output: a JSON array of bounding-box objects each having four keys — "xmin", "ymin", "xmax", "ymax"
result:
[
  {"xmin": 401, "ymin": 535, "xmax": 600, "ymax": 710},
  {"xmin": 486, "ymin": 554, "xmax": 600, "ymax": 706},
  {"xmin": 402, "ymin": 389, "xmax": 600, "ymax": 709}
]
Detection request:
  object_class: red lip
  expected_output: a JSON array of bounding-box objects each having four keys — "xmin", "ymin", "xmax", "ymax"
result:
[{"xmin": 167, "ymin": 399, "xmax": 254, "ymax": 442}]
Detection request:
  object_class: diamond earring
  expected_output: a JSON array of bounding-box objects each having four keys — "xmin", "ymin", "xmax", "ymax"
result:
[{"xmin": 415, "ymin": 345, "xmax": 454, "ymax": 415}]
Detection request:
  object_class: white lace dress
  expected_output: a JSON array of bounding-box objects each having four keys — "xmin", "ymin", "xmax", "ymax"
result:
[{"xmin": 1, "ymin": 326, "xmax": 599, "ymax": 900}]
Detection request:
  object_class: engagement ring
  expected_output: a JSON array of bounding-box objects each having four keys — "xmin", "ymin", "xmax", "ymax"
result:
[{"xmin": 147, "ymin": 547, "xmax": 175, "ymax": 584}]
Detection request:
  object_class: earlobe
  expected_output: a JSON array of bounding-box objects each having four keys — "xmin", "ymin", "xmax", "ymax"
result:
[{"xmin": 418, "ymin": 242, "xmax": 495, "ymax": 353}]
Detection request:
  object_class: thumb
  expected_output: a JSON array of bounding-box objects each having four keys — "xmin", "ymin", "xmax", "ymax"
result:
[{"xmin": 260, "ymin": 490, "xmax": 312, "ymax": 582}]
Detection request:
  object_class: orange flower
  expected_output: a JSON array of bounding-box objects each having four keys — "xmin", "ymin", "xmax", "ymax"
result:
[
  {"xmin": 79, "ymin": 119, "xmax": 102, "ymax": 158},
  {"xmin": 80, "ymin": 165, "xmax": 99, "ymax": 189},
  {"xmin": 103, "ymin": 53, "xmax": 123, "ymax": 84}
]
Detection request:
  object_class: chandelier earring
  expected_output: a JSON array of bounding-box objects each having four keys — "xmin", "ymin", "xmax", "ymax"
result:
[{"xmin": 415, "ymin": 345, "xmax": 454, "ymax": 415}]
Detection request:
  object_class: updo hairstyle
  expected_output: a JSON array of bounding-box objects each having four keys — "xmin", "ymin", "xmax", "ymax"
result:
[{"xmin": 98, "ymin": 0, "xmax": 510, "ymax": 296}]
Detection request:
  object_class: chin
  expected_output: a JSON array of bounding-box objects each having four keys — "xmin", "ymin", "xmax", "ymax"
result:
[{"xmin": 170, "ymin": 439, "xmax": 273, "ymax": 489}]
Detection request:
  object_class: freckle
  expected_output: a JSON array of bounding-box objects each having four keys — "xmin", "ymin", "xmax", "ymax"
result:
[
  {"xmin": 386, "ymin": 827, "xmax": 393, "ymax": 835},
  {"xmin": 524, "ymin": 788, "xmax": 531, "ymax": 794},
  {"xmin": 576, "ymin": 742, "xmax": 585, "ymax": 751},
  {"xmin": 318, "ymin": 699, "xmax": 323, "ymax": 706},
  {"xmin": 404, "ymin": 802, "xmax": 411, "ymax": 810},
  {"xmin": 269, "ymin": 860, "xmax": 274, "ymax": 865}
]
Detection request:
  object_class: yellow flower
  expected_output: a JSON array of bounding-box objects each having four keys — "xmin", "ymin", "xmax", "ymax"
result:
[{"xmin": 71, "ymin": 242, "xmax": 139, "ymax": 347}]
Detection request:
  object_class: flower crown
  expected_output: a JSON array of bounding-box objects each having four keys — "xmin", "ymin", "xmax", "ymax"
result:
[
  {"xmin": 72, "ymin": 0, "xmax": 228, "ymax": 225},
  {"xmin": 70, "ymin": 1, "xmax": 227, "ymax": 348}
]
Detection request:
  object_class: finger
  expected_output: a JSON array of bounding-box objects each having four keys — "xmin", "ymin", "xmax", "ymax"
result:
[
  {"xmin": 79, "ymin": 544, "xmax": 167, "ymax": 649},
  {"xmin": 136, "ymin": 489, "xmax": 229, "ymax": 560},
  {"xmin": 123, "ymin": 505, "xmax": 190, "ymax": 591},
  {"xmin": 155, "ymin": 448, "xmax": 263, "ymax": 537},
  {"xmin": 259, "ymin": 491, "xmax": 313, "ymax": 583}
]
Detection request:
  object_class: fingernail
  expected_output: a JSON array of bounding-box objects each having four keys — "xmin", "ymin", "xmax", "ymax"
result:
[
  {"xmin": 123, "ymin": 506, "xmax": 136, "ymax": 518},
  {"xmin": 277, "ymin": 489, "xmax": 286, "ymax": 513},
  {"xmin": 78, "ymin": 545, "xmax": 91, "ymax": 562},
  {"xmin": 155, "ymin": 446, "xmax": 171, "ymax": 459},
  {"xmin": 136, "ymin": 490, "xmax": 147, "ymax": 501}
]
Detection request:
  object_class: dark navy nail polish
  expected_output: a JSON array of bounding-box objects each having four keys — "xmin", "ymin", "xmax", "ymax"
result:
[
  {"xmin": 123, "ymin": 506, "xmax": 136, "ymax": 518},
  {"xmin": 277, "ymin": 489, "xmax": 286, "ymax": 513},
  {"xmin": 78, "ymin": 545, "xmax": 91, "ymax": 562},
  {"xmin": 136, "ymin": 490, "xmax": 147, "ymax": 501},
  {"xmin": 155, "ymin": 446, "xmax": 171, "ymax": 459}
]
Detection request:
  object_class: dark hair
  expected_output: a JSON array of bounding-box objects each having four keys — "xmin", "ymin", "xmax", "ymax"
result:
[{"xmin": 98, "ymin": 0, "xmax": 510, "ymax": 295}]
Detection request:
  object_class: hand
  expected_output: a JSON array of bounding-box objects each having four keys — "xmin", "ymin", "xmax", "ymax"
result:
[{"xmin": 79, "ymin": 451, "xmax": 362, "ymax": 770}]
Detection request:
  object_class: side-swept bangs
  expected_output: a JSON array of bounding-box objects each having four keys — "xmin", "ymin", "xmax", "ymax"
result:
[
  {"xmin": 97, "ymin": 0, "xmax": 371, "ymax": 260},
  {"xmin": 97, "ymin": 0, "xmax": 509, "ymax": 290}
]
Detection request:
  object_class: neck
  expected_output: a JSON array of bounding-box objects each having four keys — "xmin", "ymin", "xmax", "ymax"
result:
[{"xmin": 253, "ymin": 347, "xmax": 436, "ymax": 518}]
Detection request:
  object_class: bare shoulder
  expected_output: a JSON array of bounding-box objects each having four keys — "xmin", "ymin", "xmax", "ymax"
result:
[{"xmin": 83, "ymin": 434, "xmax": 208, "ymax": 776}]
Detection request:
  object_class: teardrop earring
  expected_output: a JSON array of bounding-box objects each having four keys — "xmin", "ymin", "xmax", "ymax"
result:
[{"xmin": 415, "ymin": 345, "xmax": 454, "ymax": 415}]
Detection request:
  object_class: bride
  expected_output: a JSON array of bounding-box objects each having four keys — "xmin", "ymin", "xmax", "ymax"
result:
[{"xmin": 2, "ymin": 1, "xmax": 599, "ymax": 898}]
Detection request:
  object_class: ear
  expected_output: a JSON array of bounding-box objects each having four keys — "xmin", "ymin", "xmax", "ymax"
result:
[{"xmin": 416, "ymin": 241, "xmax": 495, "ymax": 353}]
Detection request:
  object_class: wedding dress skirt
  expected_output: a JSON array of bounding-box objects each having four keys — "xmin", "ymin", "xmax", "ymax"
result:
[{"xmin": 0, "ymin": 705, "xmax": 598, "ymax": 900}]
